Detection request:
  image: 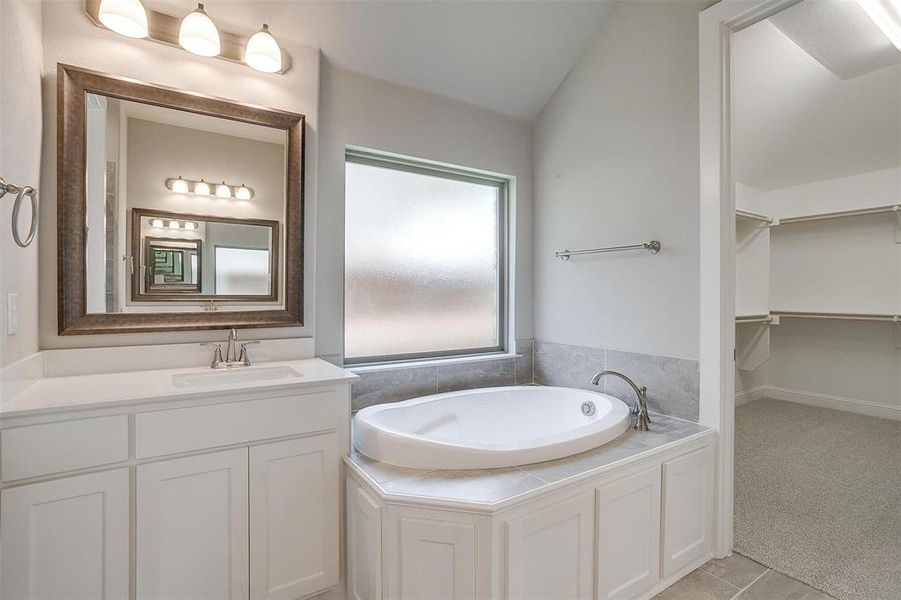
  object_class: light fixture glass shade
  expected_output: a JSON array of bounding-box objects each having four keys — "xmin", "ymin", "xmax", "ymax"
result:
[
  {"xmin": 194, "ymin": 179, "xmax": 211, "ymax": 195},
  {"xmin": 244, "ymin": 24, "xmax": 282, "ymax": 73},
  {"xmin": 98, "ymin": 0, "xmax": 149, "ymax": 38},
  {"xmin": 171, "ymin": 176, "xmax": 189, "ymax": 193},
  {"xmin": 151, "ymin": 218, "xmax": 164, "ymax": 228},
  {"xmin": 185, "ymin": 221, "xmax": 197, "ymax": 231},
  {"xmin": 236, "ymin": 184, "xmax": 252, "ymax": 200},
  {"xmin": 179, "ymin": 3, "xmax": 220, "ymax": 57},
  {"xmin": 168, "ymin": 220, "xmax": 181, "ymax": 230},
  {"xmin": 215, "ymin": 181, "xmax": 232, "ymax": 198},
  {"xmin": 857, "ymin": 0, "xmax": 901, "ymax": 50}
]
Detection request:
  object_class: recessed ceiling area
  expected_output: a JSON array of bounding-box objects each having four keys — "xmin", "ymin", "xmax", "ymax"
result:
[
  {"xmin": 769, "ymin": 0, "xmax": 901, "ymax": 79},
  {"xmin": 732, "ymin": 2, "xmax": 901, "ymax": 192},
  {"xmin": 145, "ymin": 0, "xmax": 613, "ymax": 120}
]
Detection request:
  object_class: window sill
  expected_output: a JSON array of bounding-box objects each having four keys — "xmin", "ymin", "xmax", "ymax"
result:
[{"xmin": 348, "ymin": 351, "xmax": 521, "ymax": 373}]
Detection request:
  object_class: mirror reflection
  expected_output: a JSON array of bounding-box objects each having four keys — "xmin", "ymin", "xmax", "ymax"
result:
[{"xmin": 84, "ymin": 92, "xmax": 286, "ymax": 313}]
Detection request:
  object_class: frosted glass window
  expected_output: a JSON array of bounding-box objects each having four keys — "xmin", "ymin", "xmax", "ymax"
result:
[
  {"xmin": 345, "ymin": 155, "xmax": 506, "ymax": 362},
  {"xmin": 214, "ymin": 247, "xmax": 270, "ymax": 295}
]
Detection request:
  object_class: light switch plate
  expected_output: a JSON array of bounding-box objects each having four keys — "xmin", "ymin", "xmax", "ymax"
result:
[{"xmin": 7, "ymin": 292, "xmax": 17, "ymax": 336}]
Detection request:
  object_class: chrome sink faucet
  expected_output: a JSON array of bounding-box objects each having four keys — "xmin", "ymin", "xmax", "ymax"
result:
[
  {"xmin": 202, "ymin": 328, "xmax": 260, "ymax": 369},
  {"xmin": 591, "ymin": 370, "xmax": 652, "ymax": 431}
]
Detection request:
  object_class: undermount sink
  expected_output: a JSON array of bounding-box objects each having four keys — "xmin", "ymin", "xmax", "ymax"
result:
[{"xmin": 171, "ymin": 366, "xmax": 303, "ymax": 388}]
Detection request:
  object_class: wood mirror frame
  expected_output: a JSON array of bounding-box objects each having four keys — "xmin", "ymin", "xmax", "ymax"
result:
[{"xmin": 57, "ymin": 64, "xmax": 304, "ymax": 335}]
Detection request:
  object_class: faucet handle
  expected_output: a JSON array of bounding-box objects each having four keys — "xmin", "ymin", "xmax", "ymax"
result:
[
  {"xmin": 200, "ymin": 342, "xmax": 224, "ymax": 369},
  {"xmin": 238, "ymin": 341, "xmax": 260, "ymax": 366}
]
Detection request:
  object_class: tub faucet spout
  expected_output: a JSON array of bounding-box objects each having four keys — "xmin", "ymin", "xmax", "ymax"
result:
[{"xmin": 590, "ymin": 370, "xmax": 651, "ymax": 431}]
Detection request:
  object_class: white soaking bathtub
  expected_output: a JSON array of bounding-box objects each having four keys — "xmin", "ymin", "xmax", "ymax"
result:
[{"xmin": 353, "ymin": 386, "xmax": 631, "ymax": 469}]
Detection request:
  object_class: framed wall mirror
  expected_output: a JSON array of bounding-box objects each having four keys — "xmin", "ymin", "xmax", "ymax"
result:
[{"xmin": 57, "ymin": 64, "xmax": 304, "ymax": 334}]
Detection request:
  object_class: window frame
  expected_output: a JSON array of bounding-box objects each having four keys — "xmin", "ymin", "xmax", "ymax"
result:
[{"xmin": 343, "ymin": 148, "xmax": 510, "ymax": 366}]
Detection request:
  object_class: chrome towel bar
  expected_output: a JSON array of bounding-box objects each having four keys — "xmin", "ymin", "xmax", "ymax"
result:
[
  {"xmin": 555, "ymin": 240, "xmax": 661, "ymax": 261},
  {"xmin": 0, "ymin": 176, "xmax": 38, "ymax": 248}
]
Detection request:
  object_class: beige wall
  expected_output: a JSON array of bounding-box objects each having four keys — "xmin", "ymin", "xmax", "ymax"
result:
[
  {"xmin": 0, "ymin": 0, "xmax": 42, "ymax": 367},
  {"xmin": 316, "ymin": 63, "xmax": 534, "ymax": 362},
  {"xmin": 532, "ymin": 0, "xmax": 705, "ymax": 361},
  {"xmin": 37, "ymin": 0, "xmax": 319, "ymax": 350}
]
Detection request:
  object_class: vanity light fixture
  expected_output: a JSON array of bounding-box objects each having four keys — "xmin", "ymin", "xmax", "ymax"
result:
[
  {"xmin": 857, "ymin": 0, "xmax": 901, "ymax": 50},
  {"xmin": 244, "ymin": 24, "xmax": 282, "ymax": 73},
  {"xmin": 184, "ymin": 221, "xmax": 197, "ymax": 231},
  {"xmin": 178, "ymin": 3, "xmax": 221, "ymax": 57},
  {"xmin": 193, "ymin": 179, "xmax": 211, "ymax": 196},
  {"xmin": 235, "ymin": 184, "xmax": 252, "ymax": 201},
  {"xmin": 165, "ymin": 177, "xmax": 254, "ymax": 200},
  {"xmin": 151, "ymin": 218, "xmax": 164, "ymax": 228},
  {"xmin": 170, "ymin": 176, "xmax": 190, "ymax": 194},
  {"xmin": 168, "ymin": 220, "xmax": 181, "ymax": 230},
  {"xmin": 97, "ymin": 0, "xmax": 148, "ymax": 38}
]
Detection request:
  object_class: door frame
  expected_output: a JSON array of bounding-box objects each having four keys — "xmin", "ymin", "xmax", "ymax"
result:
[{"xmin": 698, "ymin": 0, "xmax": 802, "ymax": 557}]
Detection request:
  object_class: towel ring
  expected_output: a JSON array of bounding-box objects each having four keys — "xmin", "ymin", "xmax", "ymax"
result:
[{"xmin": 0, "ymin": 177, "xmax": 38, "ymax": 248}]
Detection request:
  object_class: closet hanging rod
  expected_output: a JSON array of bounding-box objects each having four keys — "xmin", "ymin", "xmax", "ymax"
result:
[
  {"xmin": 777, "ymin": 204, "xmax": 899, "ymax": 225},
  {"xmin": 773, "ymin": 311, "xmax": 900, "ymax": 323},
  {"xmin": 554, "ymin": 240, "xmax": 661, "ymax": 261},
  {"xmin": 735, "ymin": 209, "xmax": 773, "ymax": 224}
]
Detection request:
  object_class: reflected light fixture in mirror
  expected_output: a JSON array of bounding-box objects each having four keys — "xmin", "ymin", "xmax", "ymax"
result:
[
  {"xmin": 151, "ymin": 218, "xmax": 164, "ymax": 228},
  {"xmin": 857, "ymin": 0, "xmax": 901, "ymax": 50},
  {"xmin": 245, "ymin": 24, "xmax": 282, "ymax": 73},
  {"xmin": 171, "ymin": 176, "xmax": 189, "ymax": 193},
  {"xmin": 178, "ymin": 3, "xmax": 220, "ymax": 57},
  {"xmin": 98, "ymin": 0, "xmax": 148, "ymax": 38},
  {"xmin": 236, "ymin": 184, "xmax": 252, "ymax": 201},
  {"xmin": 168, "ymin": 220, "xmax": 181, "ymax": 230},
  {"xmin": 215, "ymin": 181, "xmax": 232, "ymax": 198},
  {"xmin": 194, "ymin": 179, "xmax": 211, "ymax": 196},
  {"xmin": 185, "ymin": 221, "xmax": 197, "ymax": 231}
]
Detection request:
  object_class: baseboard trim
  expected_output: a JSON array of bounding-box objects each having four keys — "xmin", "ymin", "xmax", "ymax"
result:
[
  {"xmin": 735, "ymin": 386, "xmax": 766, "ymax": 406},
  {"xmin": 743, "ymin": 387, "xmax": 900, "ymax": 421}
]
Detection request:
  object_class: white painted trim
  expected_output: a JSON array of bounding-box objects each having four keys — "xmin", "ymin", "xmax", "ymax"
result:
[
  {"xmin": 698, "ymin": 0, "xmax": 802, "ymax": 558},
  {"xmin": 349, "ymin": 351, "xmax": 521, "ymax": 373},
  {"xmin": 758, "ymin": 387, "xmax": 901, "ymax": 421}
]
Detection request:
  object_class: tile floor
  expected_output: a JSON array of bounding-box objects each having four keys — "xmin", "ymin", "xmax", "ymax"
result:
[{"xmin": 654, "ymin": 553, "xmax": 832, "ymax": 599}]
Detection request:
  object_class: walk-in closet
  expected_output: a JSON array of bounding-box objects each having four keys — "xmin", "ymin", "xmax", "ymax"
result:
[{"xmin": 731, "ymin": 2, "xmax": 901, "ymax": 599}]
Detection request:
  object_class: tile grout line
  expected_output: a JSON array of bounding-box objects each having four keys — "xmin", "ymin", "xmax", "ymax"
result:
[
  {"xmin": 727, "ymin": 568, "xmax": 771, "ymax": 600},
  {"xmin": 697, "ymin": 566, "xmax": 742, "ymax": 592}
]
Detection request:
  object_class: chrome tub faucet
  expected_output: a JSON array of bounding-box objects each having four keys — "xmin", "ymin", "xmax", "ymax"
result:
[{"xmin": 590, "ymin": 370, "xmax": 652, "ymax": 431}]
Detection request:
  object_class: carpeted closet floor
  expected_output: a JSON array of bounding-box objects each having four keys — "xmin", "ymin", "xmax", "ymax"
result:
[{"xmin": 734, "ymin": 399, "xmax": 901, "ymax": 600}]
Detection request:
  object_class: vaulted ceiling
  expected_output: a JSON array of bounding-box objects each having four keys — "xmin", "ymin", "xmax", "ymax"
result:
[{"xmin": 146, "ymin": 0, "xmax": 613, "ymax": 120}]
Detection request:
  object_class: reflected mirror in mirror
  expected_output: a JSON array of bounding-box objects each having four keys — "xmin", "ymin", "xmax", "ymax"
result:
[
  {"xmin": 132, "ymin": 210, "xmax": 278, "ymax": 301},
  {"xmin": 84, "ymin": 92, "xmax": 286, "ymax": 314}
]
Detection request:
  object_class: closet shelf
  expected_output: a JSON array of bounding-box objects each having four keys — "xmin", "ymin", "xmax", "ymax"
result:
[
  {"xmin": 735, "ymin": 209, "xmax": 773, "ymax": 224},
  {"xmin": 772, "ymin": 310, "xmax": 900, "ymax": 323},
  {"xmin": 777, "ymin": 204, "xmax": 899, "ymax": 225},
  {"xmin": 735, "ymin": 314, "xmax": 773, "ymax": 324}
]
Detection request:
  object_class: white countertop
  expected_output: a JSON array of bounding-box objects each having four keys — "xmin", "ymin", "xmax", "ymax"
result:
[{"xmin": 0, "ymin": 358, "xmax": 357, "ymax": 419}]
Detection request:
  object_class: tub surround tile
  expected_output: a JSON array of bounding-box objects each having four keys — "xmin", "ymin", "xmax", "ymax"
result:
[
  {"xmin": 347, "ymin": 450, "xmax": 433, "ymax": 485},
  {"xmin": 348, "ymin": 413, "xmax": 713, "ymax": 507},
  {"xmin": 382, "ymin": 466, "xmax": 547, "ymax": 505},
  {"xmin": 514, "ymin": 339, "xmax": 534, "ymax": 385},
  {"xmin": 351, "ymin": 365, "xmax": 437, "ymax": 411},
  {"xmin": 533, "ymin": 340, "xmax": 605, "ymax": 390},
  {"xmin": 532, "ymin": 340, "xmax": 700, "ymax": 422},
  {"xmin": 436, "ymin": 358, "xmax": 515, "ymax": 393},
  {"xmin": 604, "ymin": 349, "xmax": 700, "ymax": 421}
]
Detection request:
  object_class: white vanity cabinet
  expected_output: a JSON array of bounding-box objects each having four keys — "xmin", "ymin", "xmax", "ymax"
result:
[
  {"xmin": 0, "ymin": 368, "xmax": 352, "ymax": 600},
  {"xmin": 1, "ymin": 469, "xmax": 130, "ymax": 599},
  {"xmin": 347, "ymin": 432, "xmax": 717, "ymax": 600}
]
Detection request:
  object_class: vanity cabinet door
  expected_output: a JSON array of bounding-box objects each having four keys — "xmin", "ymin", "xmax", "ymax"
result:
[
  {"xmin": 0, "ymin": 469, "xmax": 130, "ymax": 600},
  {"xmin": 137, "ymin": 448, "xmax": 249, "ymax": 600},
  {"xmin": 250, "ymin": 434, "xmax": 339, "ymax": 600},
  {"xmin": 596, "ymin": 466, "xmax": 661, "ymax": 600},
  {"xmin": 661, "ymin": 445, "xmax": 715, "ymax": 577}
]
